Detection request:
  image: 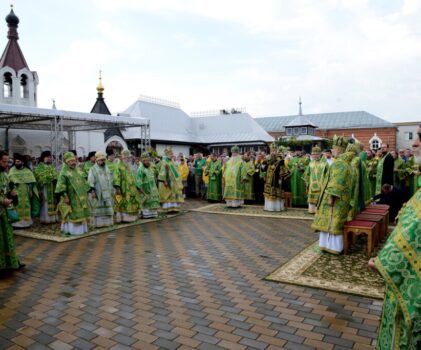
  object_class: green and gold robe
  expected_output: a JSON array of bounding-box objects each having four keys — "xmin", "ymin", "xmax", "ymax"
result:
[
  {"xmin": 243, "ymin": 160, "xmax": 255, "ymax": 201},
  {"xmin": 374, "ymin": 189, "xmax": 421, "ymax": 350},
  {"xmin": 88, "ymin": 164, "xmax": 114, "ymax": 219},
  {"xmin": 8, "ymin": 166, "xmax": 38, "ymax": 225},
  {"xmin": 205, "ymin": 160, "xmax": 222, "ymax": 201},
  {"xmin": 82, "ymin": 161, "xmax": 95, "ymax": 179},
  {"xmin": 367, "ymin": 158, "xmax": 378, "ymax": 199},
  {"xmin": 0, "ymin": 170, "xmax": 20, "ymax": 270},
  {"xmin": 289, "ymin": 156, "xmax": 310, "ymax": 206},
  {"xmin": 55, "ymin": 163, "xmax": 90, "ymax": 224},
  {"xmin": 136, "ymin": 163, "xmax": 160, "ymax": 210},
  {"xmin": 113, "ymin": 160, "xmax": 141, "ymax": 217},
  {"xmin": 158, "ymin": 156, "xmax": 184, "ymax": 206},
  {"xmin": 312, "ymin": 152, "xmax": 354, "ymax": 235},
  {"xmin": 303, "ymin": 159, "xmax": 325, "ymax": 205},
  {"xmin": 223, "ymin": 155, "xmax": 245, "ymax": 202},
  {"xmin": 34, "ymin": 162, "xmax": 58, "ymax": 219}
]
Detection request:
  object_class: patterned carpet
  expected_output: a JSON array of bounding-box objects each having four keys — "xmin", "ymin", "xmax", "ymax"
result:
[
  {"xmin": 13, "ymin": 212, "xmax": 182, "ymax": 242},
  {"xmin": 190, "ymin": 203, "xmax": 314, "ymax": 220},
  {"xmin": 266, "ymin": 241, "xmax": 385, "ymax": 299}
]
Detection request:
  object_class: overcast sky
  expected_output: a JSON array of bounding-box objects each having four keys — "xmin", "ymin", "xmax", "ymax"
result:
[{"xmin": 7, "ymin": 0, "xmax": 421, "ymax": 122}]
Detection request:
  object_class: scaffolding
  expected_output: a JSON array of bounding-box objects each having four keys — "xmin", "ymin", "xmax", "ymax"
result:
[{"xmin": 0, "ymin": 104, "xmax": 150, "ymax": 166}]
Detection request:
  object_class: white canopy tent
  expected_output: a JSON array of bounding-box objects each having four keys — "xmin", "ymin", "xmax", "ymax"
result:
[{"xmin": 0, "ymin": 104, "xmax": 150, "ymax": 164}]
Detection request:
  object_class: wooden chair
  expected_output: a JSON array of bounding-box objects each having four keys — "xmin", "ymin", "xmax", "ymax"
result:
[
  {"xmin": 363, "ymin": 208, "xmax": 389, "ymax": 238},
  {"xmin": 343, "ymin": 220, "xmax": 377, "ymax": 257},
  {"xmin": 284, "ymin": 192, "xmax": 292, "ymax": 208}
]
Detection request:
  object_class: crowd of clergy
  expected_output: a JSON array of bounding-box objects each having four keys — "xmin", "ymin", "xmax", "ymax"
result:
[{"xmin": 1, "ymin": 125, "xmax": 421, "ymax": 349}]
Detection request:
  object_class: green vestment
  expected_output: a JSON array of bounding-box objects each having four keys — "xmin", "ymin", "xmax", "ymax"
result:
[
  {"xmin": 55, "ymin": 163, "xmax": 90, "ymax": 223},
  {"xmin": 113, "ymin": 160, "xmax": 141, "ymax": 215},
  {"xmin": 243, "ymin": 160, "xmax": 255, "ymax": 201},
  {"xmin": 8, "ymin": 167, "xmax": 37, "ymax": 221},
  {"xmin": 303, "ymin": 159, "xmax": 325, "ymax": 205},
  {"xmin": 223, "ymin": 155, "xmax": 245, "ymax": 201},
  {"xmin": 105, "ymin": 159, "xmax": 117, "ymax": 176},
  {"xmin": 82, "ymin": 161, "xmax": 94, "ymax": 178},
  {"xmin": 136, "ymin": 164, "xmax": 160, "ymax": 210},
  {"xmin": 348, "ymin": 156, "xmax": 362, "ymax": 221},
  {"xmin": 311, "ymin": 152, "xmax": 354, "ymax": 235},
  {"xmin": 407, "ymin": 157, "xmax": 421, "ymax": 197},
  {"xmin": 158, "ymin": 156, "xmax": 184, "ymax": 204},
  {"xmin": 367, "ymin": 158, "xmax": 378, "ymax": 199},
  {"xmin": 374, "ymin": 189, "xmax": 421, "ymax": 350},
  {"xmin": 88, "ymin": 164, "xmax": 114, "ymax": 217},
  {"xmin": 205, "ymin": 160, "xmax": 222, "ymax": 201},
  {"xmin": 0, "ymin": 171, "xmax": 19, "ymax": 270},
  {"xmin": 34, "ymin": 162, "xmax": 58, "ymax": 216},
  {"xmin": 289, "ymin": 156, "xmax": 310, "ymax": 206},
  {"xmin": 394, "ymin": 157, "xmax": 406, "ymax": 189}
]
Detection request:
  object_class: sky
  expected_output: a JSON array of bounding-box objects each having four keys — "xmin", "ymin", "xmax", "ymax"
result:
[{"xmin": 6, "ymin": 0, "xmax": 421, "ymax": 122}]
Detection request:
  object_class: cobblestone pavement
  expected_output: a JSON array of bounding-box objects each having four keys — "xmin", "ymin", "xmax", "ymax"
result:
[{"xmin": 0, "ymin": 200, "xmax": 381, "ymax": 349}]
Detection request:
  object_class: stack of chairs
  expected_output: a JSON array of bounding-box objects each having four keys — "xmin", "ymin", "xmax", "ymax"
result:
[{"xmin": 343, "ymin": 204, "xmax": 390, "ymax": 257}]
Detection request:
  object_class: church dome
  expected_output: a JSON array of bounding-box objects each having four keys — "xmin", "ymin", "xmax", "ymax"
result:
[{"xmin": 6, "ymin": 8, "xmax": 19, "ymax": 27}]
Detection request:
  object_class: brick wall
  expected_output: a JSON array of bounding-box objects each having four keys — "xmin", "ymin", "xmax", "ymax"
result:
[{"xmin": 268, "ymin": 127, "xmax": 397, "ymax": 150}]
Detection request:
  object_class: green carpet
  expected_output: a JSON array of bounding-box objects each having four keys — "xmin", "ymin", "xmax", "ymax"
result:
[
  {"xmin": 265, "ymin": 241, "xmax": 385, "ymax": 299},
  {"xmin": 191, "ymin": 203, "xmax": 313, "ymax": 220}
]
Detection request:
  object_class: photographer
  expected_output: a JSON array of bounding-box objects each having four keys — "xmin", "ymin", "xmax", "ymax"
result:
[{"xmin": 0, "ymin": 151, "xmax": 25, "ymax": 272}]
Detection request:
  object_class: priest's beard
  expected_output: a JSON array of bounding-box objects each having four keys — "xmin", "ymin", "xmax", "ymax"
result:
[{"xmin": 15, "ymin": 164, "xmax": 23, "ymax": 169}]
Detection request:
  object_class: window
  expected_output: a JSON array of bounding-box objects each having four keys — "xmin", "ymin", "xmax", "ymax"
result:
[
  {"xmin": 286, "ymin": 128, "xmax": 292, "ymax": 135},
  {"xmin": 293, "ymin": 128, "xmax": 299, "ymax": 135},
  {"xmin": 371, "ymin": 139, "xmax": 379, "ymax": 150},
  {"xmin": 405, "ymin": 132, "xmax": 413, "ymax": 140},
  {"xmin": 308, "ymin": 128, "xmax": 314, "ymax": 135},
  {"xmin": 300, "ymin": 127, "xmax": 307, "ymax": 135},
  {"xmin": 20, "ymin": 74, "xmax": 28, "ymax": 98},
  {"xmin": 3, "ymin": 72, "xmax": 12, "ymax": 98}
]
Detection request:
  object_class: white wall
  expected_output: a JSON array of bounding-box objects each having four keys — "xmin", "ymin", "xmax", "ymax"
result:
[
  {"xmin": 156, "ymin": 144, "xmax": 190, "ymax": 157},
  {"xmin": 396, "ymin": 124, "xmax": 419, "ymax": 150}
]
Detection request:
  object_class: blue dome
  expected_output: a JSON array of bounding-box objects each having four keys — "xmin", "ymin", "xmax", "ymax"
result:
[{"xmin": 6, "ymin": 8, "xmax": 19, "ymax": 27}]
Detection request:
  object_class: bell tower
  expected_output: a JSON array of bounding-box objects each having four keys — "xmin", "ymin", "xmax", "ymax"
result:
[{"xmin": 0, "ymin": 5, "xmax": 38, "ymax": 106}]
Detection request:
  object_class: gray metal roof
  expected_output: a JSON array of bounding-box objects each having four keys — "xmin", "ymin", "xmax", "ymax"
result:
[
  {"xmin": 0, "ymin": 103, "xmax": 149, "ymax": 131},
  {"xmin": 256, "ymin": 111, "xmax": 394, "ymax": 132},
  {"xmin": 286, "ymin": 115, "xmax": 317, "ymax": 128},
  {"xmin": 121, "ymin": 99, "xmax": 274, "ymax": 144}
]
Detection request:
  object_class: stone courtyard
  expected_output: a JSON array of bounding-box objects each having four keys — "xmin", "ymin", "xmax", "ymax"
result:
[{"xmin": 0, "ymin": 200, "xmax": 381, "ymax": 350}]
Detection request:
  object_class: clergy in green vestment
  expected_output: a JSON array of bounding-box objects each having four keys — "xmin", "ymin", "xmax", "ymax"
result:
[
  {"xmin": 375, "ymin": 143, "xmax": 395, "ymax": 195},
  {"xmin": 359, "ymin": 150, "xmax": 372, "ymax": 207},
  {"xmin": 367, "ymin": 153, "xmax": 378, "ymax": 199},
  {"xmin": 312, "ymin": 136, "xmax": 354, "ymax": 254},
  {"xmin": 242, "ymin": 152, "xmax": 255, "ymax": 202},
  {"xmin": 346, "ymin": 142, "xmax": 365, "ymax": 221},
  {"xmin": 0, "ymin": 151, "xmax": 24, "ymax": 271},
  {"xmin": 55, "ymin": 152, "xmax": 91, "ymax": 235},
  {"xmin": 113, "ymin": 149, "xmax": 141, "ymax": 222},
  {"xmin": 303, "ymin": 146, "xmax": 325, "ymax": 214},
  {"xmin": 82, "ymin": 151, "xmax": 96, "ymax": 179},
  {"xmin": 158, "ymin": 147, "xmax": 184, "ymax": 212},
  {"xmin": 34, "ymin": 151, "xmax": 58, "ymax": 224},
  {"xmin": 368, "ymin": 125, "xmax": 421, "ymax": 349},
  {"xmin": 105, "ymin": 150, "xmax": 117, "ymax": 176},
  {"xmin": 393, "ymin": 150, "xmax": 407, "ymax": 191},
  {"xmin": 9, "ymin": 153, "xmax": 38, "ymax": 228},
  {"xmin": 87, "ymin": 151, "xmax": 114, "ymax": 228},
  {"xmin": 136, "ymin": 154, "xmax": 160, "ymax": 218},
  {"xmin": 204, "ymin": 154, "xmax": 222, "ymax": 202},
  {"xmin": 289, "ymin": 147, "xmax": 310, "ymax": 206},
  {"xmin": 223, "ymin": 145, "xmax": 245, "ymax": 208}
]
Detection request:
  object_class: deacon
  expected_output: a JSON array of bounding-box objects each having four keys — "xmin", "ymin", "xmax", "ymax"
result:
[
  {"xmin": 0, "ymin": 151, "xmax": 25, "ymax": 271},
  {"xmin": 242, "ymin": 152, "xmax": 255, "ymax": 202},
  {"xmin": 136, "ymin": 154, "xmax": 160, "ymax": 218},
  {"xmin": 158, "ymin": 147, "xmax": 184, "ymax": 212},
  {"xmin": 368, "ymin": 124, "xmax": 421, "ymax": 350},
  {"xmin": 205, "ymin": 153, "xmax": 223, "ymax": 202},
  {"xmin": 87, "ymin": 151, "xmax": 114, "ymax": 228},
  {"xmin": 113, "ymin": 149, "xmax": 141, "ymax": 223},
  {"xmin": 55, "ymin": 152, "xmax": 90, "ymax": 235},
  {"xmin": 223, "ymin": 145, "xmax": 245, "ymax": 208},
  {"xmin": 9, "ymin": 153, "xmax": 38, "ymax": 228},
  {"xmin": 312, "ymin": 136, "xmax": 354, "ymax": 254},
  {"xmin": 34, "ymin": 151, "xmax": 58, "ymax": 224},
  {"xmin": 303, "ymin": 146, "xmax": 325, "ymax": 214},
  {"xmin": 82, "ymin": 151, "xmax": 96, "ymax": 178},
  {"xmin": 375, "ymin": 143, "xmax": 394, "ymax": 195},
  {"xmin": 289, "ymin": 147, "xmax": 309, "ymax": 206}
]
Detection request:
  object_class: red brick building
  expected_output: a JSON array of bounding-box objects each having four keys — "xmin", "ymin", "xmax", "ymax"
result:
[{"xmin": 256, "ymin": 111, "xmax": 396, "ymax": 150}]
